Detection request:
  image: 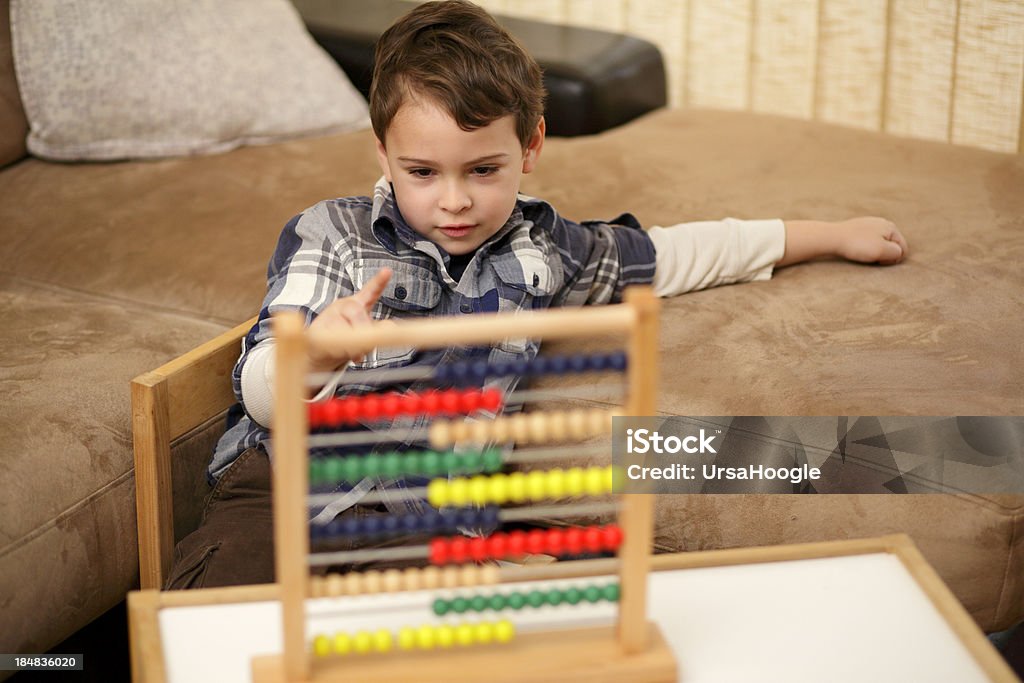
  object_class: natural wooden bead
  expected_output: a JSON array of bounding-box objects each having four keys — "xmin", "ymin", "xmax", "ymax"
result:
[
  {"xmin": 420, "ymin": 565, "xmax": 442, "ymax": 590},
  {"xmin": 451, "ymin": 420, "xmax": 472, "ymax": 442},
  {"xmin": 402, "ymin": 567, "xmax": 422, "ymax": 592},
  {"xmin": 362, "ymin": 570, "xmax": 383, "ymax": 594},
  {"xmin": 430, "ymin": 421, "xmax": 452, "ymax": 449},
  {"xmin": 527, "ymin": 412, "xmax": 548, "ymax": 443},
  {"xmin": 470, "ymin": 420, "xmax": 491, "ymax": 443},
  {"xmin": 588, "ymin": 409, "xmax": 609, "ymax": 435},
  {"xmin": 547, "ymin": 411, "xmax": 568, "ymax": 440},
  {"xmin": 326, "ymin": 572, "xmax": 345, "ymax": 597},
  {"xmin": 441, "ymin": 566, "xmax": 461, "ymax": 589},
  {"xmin": 344, "ymin": 572, "xmax": 362, "ymax": 596},
  {"xmin": 308, "ymin": 576, "xmax": 324, "ymax": 598},
  {"xmin": 510, "ymin": 414, "xmax": 530, "ymax": 443},
  {"xmin": 459, "ymin": 563, "xmax": 479, "ymax": 586},
  {"xmin": 490, "ymin": 417, "xmax": 510, "ymax": 442},
  {"xmin": 567, "ymin": 410, "xmax": 589, "ymax": 439},
  {"xmin": 382, "ymin": 568, "xmax": 403, "ymax": 593},
  {"xmin": 479, "ymin": 563, "xmax": 500, "ymax": 586}
]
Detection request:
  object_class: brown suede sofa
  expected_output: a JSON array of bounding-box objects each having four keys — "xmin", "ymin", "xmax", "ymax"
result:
[{"xmin": 2, "ymin": 0, "xmax": 1023, "ymax": 668}]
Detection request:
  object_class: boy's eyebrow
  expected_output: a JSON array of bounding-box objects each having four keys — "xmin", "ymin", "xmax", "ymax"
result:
[{"xmin": 397, "ymin": 153, "xmax": 511, "ymax": 166}]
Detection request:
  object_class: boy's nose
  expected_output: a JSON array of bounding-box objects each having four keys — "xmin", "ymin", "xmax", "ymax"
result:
[{"xmin": 440, "ymin": 181, "xmax": 472, "ymax": 213}]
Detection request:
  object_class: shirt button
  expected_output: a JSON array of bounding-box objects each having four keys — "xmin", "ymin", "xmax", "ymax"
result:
[
  {"xmin": 394, "ymin": 285, "xmax": 407, "ymax": 300},
  {"xmin": 532, "ymin": 273, "xmax": 540, "ymax": 286},
  {"xmin": 460, "ymin": 303, "xmax": 473, "ymax": 313}
]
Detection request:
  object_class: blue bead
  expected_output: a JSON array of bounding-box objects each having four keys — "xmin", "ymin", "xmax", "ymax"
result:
[
  {"xmin": 531, "ymin": 356, "xmax": 548, "ymax": 374},
  {"xmin": 451, "ymin": 363, "xmax": 470, "ymax": 382},
  {"xmin": 381, "ymin": 515, "xmax": 402, "ymax": 534},
  {"xmin": 434, "ymin": 364, "xmax": 451, "ymax": 382},
  {"xmin": 401, "ymin": 514, "xmax": 422, "ymax": 532},
  {"xmin": 511, "ymin": 359, "xmax": 529, "ymax": 375},
  {"xmin": 608, "ymin": 352, "xmax": 627, "ymax": 371},
  {"xmin": 490, "ymin": 361, "xmax": 510, "ymax": 377},
  {"xmin": 548, "ymin": 356, "xmax": 568, "ymax": 373},
  {"xmin": 568, "ymin": 354, "xmax": 589, "ymax": 372},
  {"xmin": 362, "ymin": 516, "xmax": 383, "ymax": 536},
  {"xmin": 422, "ymin": 509, "xmax": 442, "ymax": 532},
  {"xmin": 340, "ymin": 517, "xmax": 361, "ymax": 537},
  {"xmin": 471, "ymin": 360, "xmax": 490, "ymax": 381},
  {"xmin": 480, "ymin": 506, "xmax": 500, "ymax": 526},
  {"xmin": 457, "ymin": 508, "xmax": 478, "ymax": 527}
]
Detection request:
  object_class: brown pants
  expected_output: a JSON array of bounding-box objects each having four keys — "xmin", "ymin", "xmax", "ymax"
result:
[{"xmin": 165, "ymin": 447, "xmax": 437, "ymax": 589}]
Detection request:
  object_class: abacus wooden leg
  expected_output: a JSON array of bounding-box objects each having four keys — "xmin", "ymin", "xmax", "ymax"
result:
[{"xmin": 251, "ymin": 621, "xmax": 677, "ymax": 683}]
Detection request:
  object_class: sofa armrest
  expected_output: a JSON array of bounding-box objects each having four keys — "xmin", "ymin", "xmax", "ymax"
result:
[{"xmin": 293, "ymin": 0, "xmax": 667, "ymax": 136}]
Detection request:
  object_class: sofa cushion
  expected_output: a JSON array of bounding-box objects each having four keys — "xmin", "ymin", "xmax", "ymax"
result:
[
  {"xmin": 0, "ymin": 275, "xmax": 228, "ymax": 655},
  {"xmin": 9, "ymin": 0, "xmax": 370, "ymax": 161},
  {"xmin": 0, "ymin": 0, "xmax": 27, "ymax": 168}
]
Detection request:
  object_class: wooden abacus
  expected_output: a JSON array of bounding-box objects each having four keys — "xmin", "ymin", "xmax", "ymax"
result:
[{"xmin": 252, "ymin": 286, "xmax": 677, "ymax": 683}]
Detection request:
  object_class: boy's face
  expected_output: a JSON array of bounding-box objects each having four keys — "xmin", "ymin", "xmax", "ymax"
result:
[{"xmin": 375, "ymin": 98, "xmax": 544, "ymax": 256}]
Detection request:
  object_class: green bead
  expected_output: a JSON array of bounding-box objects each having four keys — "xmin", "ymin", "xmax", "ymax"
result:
[
  {"xmin": 526, "ymin": 590, "xmax": 545, "ymax": 608},
  {"xmin": 325, "ymin": 457, "xmax": 345, "ymax": 483},
  {"xmin": 421, "ymin": 451, "xmax": 442, "ymax": 477},
  {"xmin": 432, "ymin": 598, "xmax": 450, "ymax": 616},
  {"xmin": 441, "ymin": 451, "xmax": 460, "ymax": 474},
  {"xmin": 403, "ymin": 451, "xmax": 422, "ymax": 476},
  {"xmin": 461, "ymin": 451, "xmax": 482, "ymax": 474},
  {"xmin": 563, "ymin": 588, "xmax": 582, "ymax": 605},
  {"xmin": 603, "ymin": 584, "xmax": 621, "ymax": 602},
  {"xmin": 583, "ymin": 586, "xmax": 602, "ymax": 603},
  {"xmin": 546, "ymin": 589, "xmax": 563, "ymax": 606},
  {"xmin": 482, "ymin": 448, "xmax": 503, "ymax": 472},
  {"xmin": 381, "ymin": 451, "xmax": 402, "ymax": 477},
  {"xmin": 309, "ymin": 459, "xmax": 324, "ymax": 485},
  {"xmin": 470, "ymin": 595, "xmax": 488, "ymax": 612},
  {"xmin": 507, "ymin": 592, "xmax": 526, "ymax": 610},
  {"xmin": 489, "ymin": 594, "xmax": 507, "ymax": 611},
  {"xmin": 362, "ymin": 454, "xmax": 382, "ymax": 477},
  {"xmin": 340, "ymin": 457, "xmax": 361, "ymax": 483},
  {"xmin": 451, "ymin": 597, "xmax": 470, "ymax": 614}
]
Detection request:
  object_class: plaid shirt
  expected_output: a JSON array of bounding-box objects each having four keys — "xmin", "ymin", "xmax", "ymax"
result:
[{"xmin": 209, "ymin": 179, "xmax": 655, "ymax": 505}]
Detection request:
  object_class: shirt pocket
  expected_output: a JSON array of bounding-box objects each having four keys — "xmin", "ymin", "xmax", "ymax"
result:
[{"xmin": 350, "ymin": 260, "xmax": 442, "ymax": 369}]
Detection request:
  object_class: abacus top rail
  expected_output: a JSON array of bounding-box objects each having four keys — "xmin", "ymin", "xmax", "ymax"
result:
[{"xmin": 308, "ymin": 302, "xmax": 638, "ymax": 355}]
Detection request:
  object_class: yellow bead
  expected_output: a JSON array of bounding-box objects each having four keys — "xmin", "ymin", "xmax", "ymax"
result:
[
  {"xmin": 427, "ymin": 478, "xmax": 449, "ymax": 507},
  {"xmin": 435, "ymin": 624, "xmax": 455, "ymax": 648},
  {"xmin": 332, "ymin": 632, "xmax": 352, "ymax": 656},
  {"xmin": 398, "ymin": 627, "xmax": 417, "ymax": 650},
  {"xmin": 312, "ymin": 634, "xmax": 331, "ymax": 658},
  {"xmin": 585, "ymin": 467, "xmax": 605, "ymax": 495},
  {"xmin": 469, "ymin": 475, "xmax": 490, "ymax": 505},
  {"xmin": 603, "ymin": 465, "xmax": 617, "ymax": 492},
  {"xmin": 565, "ymin": 467, "xmax": 585, "ymax": 496},
  {"xmin": 506, "ymin": 472, "xmax": 527, "ymax": 503},
  {"xmin": 487, "ymin": 473, "xmax": 509, "ymax": 505},
  {"xmin": 448, "ymin": 478, "xmax": 469, "ymax": 506},
  {"xmin": 416, "ymin": 625, "xmax": 436, "ymax": 650},
  {"xmin": 545, "ymin": 469, "xmax": 566, "ymax": 498},
  {"xmin": 353, "ymin": 631, "xmax": 373, "ymax": 654},
  {"xmin": 494, "ymin": 619, "xmax": 515, "ymax": 643},
  {"xmin": 474, "ymin": 622, "xmax": 494, "ymax": 644},
  {"xmin": 455, "ymin": 623, "xmax": 475, "ymax": 646},
  {"xmin": 526, "ymin": 470, "xmax": 547, "ymax": 501},
  {"xmin": 373, "ymin": 628, "xmax": 393, "ymax": 653}
]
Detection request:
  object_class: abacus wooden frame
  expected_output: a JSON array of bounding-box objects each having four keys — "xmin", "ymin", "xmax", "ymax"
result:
[{"xmin": 258, "ymin": 287, "xmax": 671, "ymax": 683}]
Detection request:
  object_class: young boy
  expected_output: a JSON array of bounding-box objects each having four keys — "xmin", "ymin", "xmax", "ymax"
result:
[{"xmin": 165, "ymin": 0, "xmax": 907, "ymax": 589}]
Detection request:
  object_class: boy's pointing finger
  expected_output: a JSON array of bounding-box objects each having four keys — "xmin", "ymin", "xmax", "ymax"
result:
[{"xmin": 353, "ymin": 268, "xmax": 393, "ymax": 311}]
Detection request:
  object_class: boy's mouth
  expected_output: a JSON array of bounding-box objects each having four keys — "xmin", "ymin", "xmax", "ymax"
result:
[{"xmin": 439, "ymin": 224, "xmax": 477, "ymax": 238}]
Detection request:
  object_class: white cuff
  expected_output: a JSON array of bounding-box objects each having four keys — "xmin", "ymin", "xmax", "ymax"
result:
[
  {"xmin": 240, "ymin": 341, "xmax": 276, "ymax": 428},
  {"xmin": 648, "ymin": 218, "xmax": 786, "ymax": 297}
]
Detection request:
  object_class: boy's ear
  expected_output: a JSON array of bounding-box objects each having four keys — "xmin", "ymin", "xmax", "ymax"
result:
[
  {"xmin": 522, "ymin": 117, "xmax": 545, "ymax": 174},
  {"xmin": 375, "ymin": 136, "xmax": 393, "ymax": 182}
]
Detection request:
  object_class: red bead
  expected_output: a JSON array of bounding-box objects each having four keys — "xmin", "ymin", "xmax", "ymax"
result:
[
  {"xmin": 361, "ymin": 395, "xmax": 381, "ymax": 420},
  {"xmin": 421, "ymin": 391, "xmax": 441, "ymax": 415},
  {"xmin": 480, "ymin": 389, "xmax": 503, "ymax": 412},
  {"xmin": 401, "ymin": 393, "xmax": 422, "ymax": 415},
  {"xmin": 583, "ymin": 527, "xmax": 603, "ymax": 553},
  {"xmin": 563, "ymin": 527, "xmax": 584, "ymax": 555},
  {"xmin": 429, "ymin": 538, "xmax": 449, "ymax": 566},
  {"xmin": 440, "ymin": 390, "xmax": 461, "ymax": 415},
  {"xmin": 487, "ymin": 533, "xmax": 508, "ymax": 559},
  {"xmin": 381, "ymin": 393, "xmax": 401, "ymax": 418},
  {"xmin": 506, "ymin": 530, "xmax": 527, "ymax": 556},
  {"xmin": 544, "ymin": 528, "xmax": 564, "ymax": 556},
  {"xmin": 459, "ymin": 390, "xmax": 480, "ymax": 413},
  {"xmin": 323, "ymin": 400, "xmax": 344, "ymax": 426},
  {"xmin": 468, "ymin": 536, "xmax": 488, "ymax": 562},
  {"xmin": 601, "ymin": 525, "xmax": 623, "ymax": 550},
  {"xmin": 307, "ymin": 402, "xmax": 323, "ymax": 426},
  {"xmin": 526, "ymin": 529, "xmax": 546, "ymax": 554},
  {"xmin": 340, "ymin": 398, "xmax": 360, "ymax": 424},
  {"xmin": 449, "ymin": 536, "xmax": 469, "ymax": 564}
]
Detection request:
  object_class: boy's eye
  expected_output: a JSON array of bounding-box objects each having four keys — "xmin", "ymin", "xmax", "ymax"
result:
[
  {"xmin": 409, "ymin": 168, "xmax": 433, "ymax": 178},
  {"xmin": 473, "ymin": 166, "xmax": 498, "ymax": 176}
]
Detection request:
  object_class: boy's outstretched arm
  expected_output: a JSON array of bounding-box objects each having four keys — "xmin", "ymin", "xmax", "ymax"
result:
[{"xmin": 778, "ymin": 217, "xmax": 908, "ymax": 267}]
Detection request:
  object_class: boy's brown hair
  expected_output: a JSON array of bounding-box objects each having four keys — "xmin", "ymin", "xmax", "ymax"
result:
[{"xmin": 370, "ymin": 0, "xmax": 545, "ymax": 149}]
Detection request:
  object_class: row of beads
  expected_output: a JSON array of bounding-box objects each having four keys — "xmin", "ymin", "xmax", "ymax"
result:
[
  {"xmin": 309, "ymin": 388, "xmax": 503, "ymax": 427},
  {"xmin": 426, "ymin": 466, "xmax": 615, "ymax": 507},
  {"xmin": 429, "ymin": 409, "xmax": 615, "ymax": 448},
  {"xmin": 309, "ymin": 564, "xmax": 500, "ymax": 597},
  {"xmin": 428, "ymin": 525, "xmax": 623, "ymax": 565},
  {"xmin": 434, "ymin": 351, "xmax": 627, "ymax": 385},
  {"xmin": 433, "ymin": 582, "xmax": 620, "ymax": 615},
  {"xmin": 311, "ymin": 620, "xmax": 515, "ymax": 657},
  {"xmin": 310, "ymin": 447, "xmax": 503, "ymax": 486},
  {"xmin": 311, "ymin": 506, "xmax": 501, "ymax": 541}
]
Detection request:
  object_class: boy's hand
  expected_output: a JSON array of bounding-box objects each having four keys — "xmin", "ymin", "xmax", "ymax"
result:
[
  {"xmin": 833, "ymin": 217, "xmax": 908, "ymax": 265},
  {"xmin": 307, "ymin": 268, "xmax": 393, "ymax": 375}
]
